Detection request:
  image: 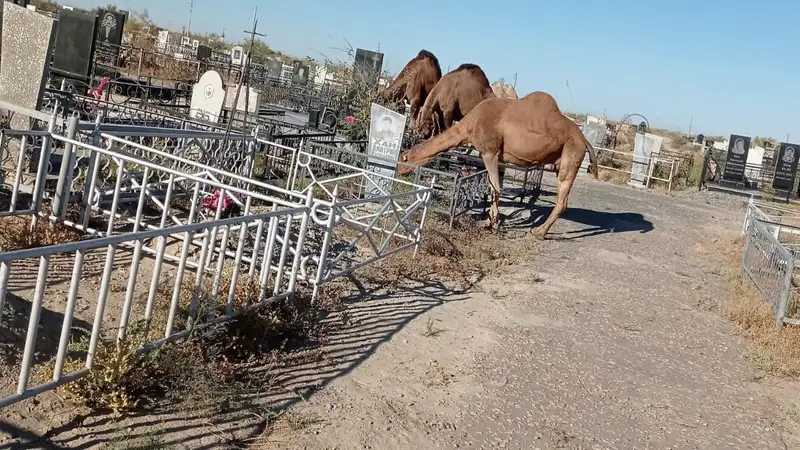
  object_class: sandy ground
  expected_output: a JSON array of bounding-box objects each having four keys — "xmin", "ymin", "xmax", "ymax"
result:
[{"xmin": 2, "ymin": 173, "xmax": 800, "ymax": 449}]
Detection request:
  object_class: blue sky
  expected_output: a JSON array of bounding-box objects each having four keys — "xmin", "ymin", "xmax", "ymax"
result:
[{"xmin": 65, "ymin": 0, "xmax": 798, "ymax": 140}]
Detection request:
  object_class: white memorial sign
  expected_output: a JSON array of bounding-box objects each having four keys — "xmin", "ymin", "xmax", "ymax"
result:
[
  {"xmin": 366, "ymin": 103, "xmax": 407, "ymax": 197},
  {"xmin": 189, "ymin": 70, "xmax": 225, "ymax": 123}
]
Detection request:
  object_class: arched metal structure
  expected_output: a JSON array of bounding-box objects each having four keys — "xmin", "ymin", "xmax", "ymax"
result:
[{"xmin": 611, "ymin": 113, "xmax": 650, "ymax": 149}]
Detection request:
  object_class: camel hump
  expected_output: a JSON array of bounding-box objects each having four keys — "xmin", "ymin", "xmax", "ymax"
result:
[
  {"xmin": 416, "ymin": 49, "xmax": 438, "ymax": 61},
  {"xmin": 453, "ymin": 63, "xmax": 483, "ymax": 73},
  {"xmin": 522, "ymin": 91, "xmax": 560, "ymax": 111}
]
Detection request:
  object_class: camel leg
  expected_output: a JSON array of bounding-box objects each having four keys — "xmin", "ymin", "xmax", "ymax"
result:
[
  {"xmin": 532, "ymin": 162, "xmax": 577, "ymax": 240},
  {"xmin": 409, "ymin": 96, "xmax": 422, "ymax": 126},
  {"xmin": 442, "ymin": 108, "xmax": 455, "ymax": 130},
  {"xmin": 480, "ymin": 153, "xmax": 502, "ymax": 231}
]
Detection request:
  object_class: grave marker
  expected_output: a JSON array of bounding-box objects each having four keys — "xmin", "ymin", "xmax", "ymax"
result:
[
  {"xmin": 0, "ymin": 2, "xmax": 57, "ymax": 129},
  {"xmin": 354, "ymin": 48, "xmax": 384, "ymax": 89},
  {"xmin": 366, "ymin": 103, "xmax": 406, "ymax": 197},
  {"xmin": 51, "ymin": 8, "xmax": 97, "ymax": 94},
  {"xmin": 629, "ymin": 130, "xmax": 663, "ymax": 187},
  {"xmin": 722, "ymin": 134, "xmax": 750, "ymax": 183},
  {"xmin": 93, "ymin": 8, "xmax": 126, "ymax": 77},
  {"xmin": 224, "ymin": 85, "xmax": 261, "ymax": 114},
  {"xmin": 772, "ymin": 142, "xmax": 799, "ymax": 192},
  {"xmin": 189, "ymin": 70, "xmax": 225, "ymax": 122}
]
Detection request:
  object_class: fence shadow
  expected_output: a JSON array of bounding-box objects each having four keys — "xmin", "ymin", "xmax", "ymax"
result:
[
  {"xmin": 10, "ymin": 279, "xmax": 467, "ymax": 449},
  {"xmin": 0, "ymin": 291, "xmax": 92, "ymax": 372}
]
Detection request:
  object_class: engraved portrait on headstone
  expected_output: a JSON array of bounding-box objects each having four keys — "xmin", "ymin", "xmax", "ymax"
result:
[
  {"xmin": 366, "ymin": 103, "xmax": 407, "ymax": 197},
  {"xmin": 722, "ymin": 134, "xmax": 750, "ymax": 183},
  {"xmin": 772, "ymin": 142, "xmax": 800, "ymax": 192}
]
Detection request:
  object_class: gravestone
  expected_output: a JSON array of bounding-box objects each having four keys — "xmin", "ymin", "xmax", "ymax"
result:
[
  {"xmin": 366, "ymin": 103, "xmax": 406, "ymax": 197},
  {"xmin": 0, "ymin": 2, "xmax": 57, "ymax": 129},
  {"xmin": 292, "ymin": 61, "xmax": 309, "ymax": 86},
  {"xmin": 224, "ymin": 85, "xmax": 260, "ymax": 113},
  {"xmin": 722, "ymin": 134, "xmax": 750, "ymax": 183},
  {"xmin": 266, "ymin": 59, "xmax": 282, "ymax": 78},
  {"xmin": 579, "ymin": 122, "xmax": 606, "ymax": 175},
  {"xmin": 93, "ymin": 8, "xmax": 126, "ymax": 77},
  {"xmin": 628, "ymin": 130, "xmax": 663, "ymax": 187},
  {"xmin": 189, "ymin": 70, "xmax": 225, "ymax": 122},
  {"xmin": 230, "ymin": 46, "xmax": 245, "ymax": 66},
  {"xmin": 772, "ymin": 142, "xmax": 799, "ymax": 192},
  {"xmin": 354, "ymin": 48, "xmax": 384, "ymax": 89},
  {"xmin": 51, "ymin": 8, "xmax": 97, "ymax": 94},
  {"xmin": 695, "ymin": 133, "xmax": 705, "ymax": 144}
]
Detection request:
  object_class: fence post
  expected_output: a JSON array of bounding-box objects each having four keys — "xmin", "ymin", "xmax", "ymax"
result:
[
  {"xmin": 698, "ymin": 150, "xmax": 710, "ymax": 191},
  {"xmin": 0, "ymin": 130, "xmax": 6, "ymax": 187},
  {"xmin": 53, "ymin": 114, "xmax": 79, "ymax": 220},
  {"xmin": 30, "ymin": 107, "xmax": 58, "ymax": 231},
  {"xmin": 777, "ymin": 258, "xmax": 793, "ymax": 325},
  {"xmin": 81, "ymin": 114, "xmax": 103, "ymax": 228},
  {"xmin": 287, "ymin": 189, "xmax": 314, "ymax": 293},
  {"xmin": 415, "ymin": 177, "xmax": 435, "ymax": 257},
  {"xmin": 312, "ymin": 186, "xmax": 338, "ymax": 301}
]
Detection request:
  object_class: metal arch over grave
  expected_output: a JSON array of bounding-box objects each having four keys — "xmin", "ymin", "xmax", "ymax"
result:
[{"xmin": 190, "ymin": 70, "xmax": 226, "ymax": 122}]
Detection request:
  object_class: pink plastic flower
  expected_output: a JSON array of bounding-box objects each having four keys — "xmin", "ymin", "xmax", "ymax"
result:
[
  {"xmin": 345, "ymin": 115, "xmax": 355, "ymax": 124},
  {"xmin": 202, "ymin": 189, "xmax": 234, "ymax": 213}
]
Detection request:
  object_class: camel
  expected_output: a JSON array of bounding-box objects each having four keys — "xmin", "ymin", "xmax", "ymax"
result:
[
  {"xmin": 377, "ymin": 50, "xmax": 442, "ymax": 126},
  {"xmin": 413, "ymin": 63, "xmax": 494, "ymax": 139},
  {"xmin": 398, "ymin": 91, "xmax": 599, "ymax": 240}
]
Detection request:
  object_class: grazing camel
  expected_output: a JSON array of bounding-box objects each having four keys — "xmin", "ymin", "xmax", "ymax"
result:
[
  {"xmin": 378, "ymin": 50, "xmax": 442, "ymax": 126},
  {"xmin": 398, "ymin": 91, "xmax": 598, "ymax": 240},
  {"xmin": 413, "ymin": 63, "xmax": 494, "ymax": 139}
]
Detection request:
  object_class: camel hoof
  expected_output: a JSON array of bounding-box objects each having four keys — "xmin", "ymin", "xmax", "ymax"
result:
[{"xmin": 531, "ymin": 228, "xmax": 546, "ymax": 241}]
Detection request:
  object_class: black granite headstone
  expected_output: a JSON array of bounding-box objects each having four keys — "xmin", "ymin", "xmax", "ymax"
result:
[
  {"xmin": 93, "ymin": 8, "xmax": 126, "ymax": 76},
  {"xmin": 772, "ymin": 142, "xmax": 800, "ymax": 191},
  {"xmin": 723, "ymin": 134, "xmax": 751, "ymax": 183},
  {"xmin": 52, "ymin": 8, "xmax": 97, "ymax": 79},
  {"xmin": 292, "ymin": 60, "xmax": 309, "ymax": 86},
  {"xmin": 196, "ymin": 44, "xmax": 211, "ymax": 60},
  {"xmin": 354, "ymin": 48, "xmax": 383, "ymax": 88},
  {"xmin": 267, "ymin": 59, "xmax": 282, "ymax": 78},
  {"xmin": 695, "ymin": 133, "xmax": 704, "ymax": 144}
]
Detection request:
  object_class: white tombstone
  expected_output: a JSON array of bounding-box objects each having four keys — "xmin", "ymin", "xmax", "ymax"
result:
[
  {"xmin": 629, "ymin": 132, "xmax": 663, "ymax": 187},
  {"xmin": 189, "ymin": 70, "xmax": 225, "ymax": 122},
  {"xmin": 231, "ymin": 46, "xmax": 245, "ymax": 66},
  {"xmin": 224, "ymin": 85, "xmax": 260, "ymax": 114},
  {"xmin": 366, "ymin": 103, "xmax": 407, "ymax": 197}
]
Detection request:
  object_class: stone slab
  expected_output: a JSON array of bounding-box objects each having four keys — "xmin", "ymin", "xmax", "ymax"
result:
[{"xmin": 0, "ymin": 2, "xmax": 57, "ymax": 129}]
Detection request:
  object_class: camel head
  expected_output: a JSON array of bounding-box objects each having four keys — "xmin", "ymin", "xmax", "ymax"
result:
[
  {"xmin": 412, "ymin": 112, "xmax": 439, "ymax": 140},
  {"xmin": 397, "ymin": 150, "xmax": 416, "ymax": 176}
]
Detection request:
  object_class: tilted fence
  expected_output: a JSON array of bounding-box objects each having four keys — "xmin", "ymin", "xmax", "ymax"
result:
[
  {"xmin": 741, "ymin": 199, "xmax": 800, "ymax": 325},
  {"xmin": 0, "ymin": 101, "xmax": 433, "ymax": 409}
]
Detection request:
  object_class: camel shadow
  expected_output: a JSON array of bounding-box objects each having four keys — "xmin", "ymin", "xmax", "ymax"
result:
[
  {"xmin": 499, "ymin": 199, "xmax": 654, "ymax": 239},
  {"xmin": 5, "ymin": 278, "xmax": 470, "ymax": 449}
]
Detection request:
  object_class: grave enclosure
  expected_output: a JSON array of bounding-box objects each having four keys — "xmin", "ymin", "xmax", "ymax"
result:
[{"xmin": 0, "ymin": 2, "xmax": 548, "ymax": 411}]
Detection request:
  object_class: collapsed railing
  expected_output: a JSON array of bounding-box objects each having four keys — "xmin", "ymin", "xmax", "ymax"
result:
[
  {"xmin": 0, "ymin": 104, "xmax": 433, "ymax": 409},
  {"xmin": 741, "ymin": 199, "xmax": 800, "ymax": 325}
]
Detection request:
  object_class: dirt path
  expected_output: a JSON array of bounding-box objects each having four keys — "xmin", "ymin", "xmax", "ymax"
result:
[{"xmin": 260, "ymin": 174, "xmax": 795, "ymax": 449}]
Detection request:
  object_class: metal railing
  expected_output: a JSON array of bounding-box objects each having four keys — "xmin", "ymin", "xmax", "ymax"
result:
[
  {"xmin": 741, "ymin": 199, "xmax": 800, "ymax": 325},
  {"xmin": 0, "ymin": 104, "xmax": 434, "ymax": 409}
]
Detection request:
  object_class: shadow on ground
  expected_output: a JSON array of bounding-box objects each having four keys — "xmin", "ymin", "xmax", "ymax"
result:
[{"xmin": 3, "ymin": 278, "xmax": 468, "ymax": 449}]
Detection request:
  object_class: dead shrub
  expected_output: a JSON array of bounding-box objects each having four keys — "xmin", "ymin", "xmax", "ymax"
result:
[
  {"xmin": 42, "ymin": 282, "xmax": 325, "ymax": 415},
  {"xmin": 0, "ymin": 215, "xmax": 82, "ymax": 251},
  {"xmin": 357, "ymin": 217, "xmax": 537, "ymax": 291},
  {"xmin": 721, "ymin": 239, "xmax": 800, "ymax": 377}
]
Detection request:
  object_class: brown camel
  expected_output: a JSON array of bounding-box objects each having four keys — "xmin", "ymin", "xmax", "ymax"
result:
[
  {"xmin": 398, "ymin": 91, "xmax": 599, "ymax": 240},
  {"xmin": 413, "ymin": 63, "xmax": 494, "ymax": 139},
  {"xmin": 378, "ymin": 50, "xmax": 442, "ymax": 126}
]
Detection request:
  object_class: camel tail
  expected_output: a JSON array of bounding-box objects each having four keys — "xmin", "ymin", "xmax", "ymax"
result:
[{"xmin": 585, "ymin": 139, "xmax": 598, "ymax": 179}]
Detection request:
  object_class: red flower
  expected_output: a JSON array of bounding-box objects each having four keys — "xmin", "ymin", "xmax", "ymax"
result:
[
  {"xmin": 345, "ymin": 115, "xmax": 355, "ymax": 124},
  {"xmin": 202, "ymin": 189, "xmax": 234, "ymax": 213}
]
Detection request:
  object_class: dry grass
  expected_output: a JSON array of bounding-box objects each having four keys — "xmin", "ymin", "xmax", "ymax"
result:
[
  {"xmin": 355, "ymin": 217, "xmax": 538, "ymax": 292},
  {"xmin": 721, "ymin": 238, "xmax": 800, "ymax": 377},
  {"xmin": 0, "ymin": 214, "xmax": 82, "ymax": 252}
]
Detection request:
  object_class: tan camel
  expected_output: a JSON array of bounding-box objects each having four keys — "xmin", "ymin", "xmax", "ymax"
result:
[
  {"xmin": 398, "ymin": 91, "xmax": 599, "ymax": 240},
  {"xmin": 378, "ymin": 50, "xmax": 442, "ymax": 126},
  {"xmin": 414, "ymin": 63, "xmax": 494, "ymax": 139}
]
